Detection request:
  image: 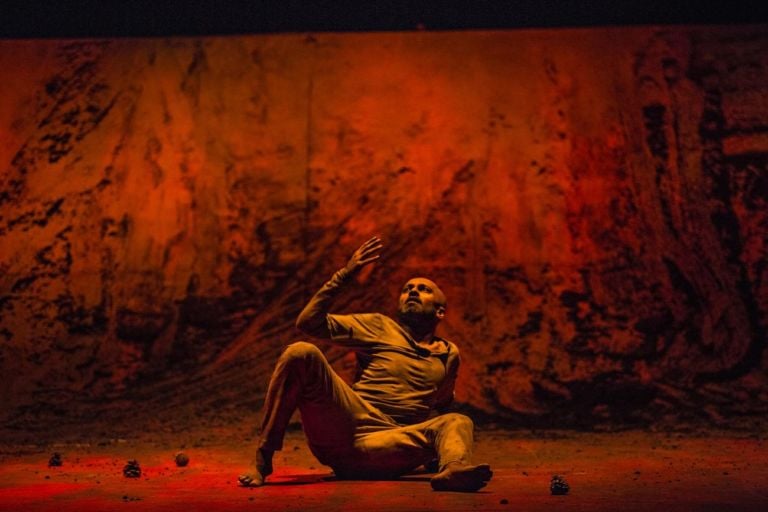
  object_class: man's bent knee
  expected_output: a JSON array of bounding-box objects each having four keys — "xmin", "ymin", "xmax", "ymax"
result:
[
  {"xmin": 440, "ymin": 413, "xmax": 474, "ymax": 430},
  {"xmin": 280, "ymin": 341, "xmax": 324, "ymax": 362}
]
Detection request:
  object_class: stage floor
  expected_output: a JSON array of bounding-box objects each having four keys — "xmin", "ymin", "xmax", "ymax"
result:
[{"xmin": 1, "ymin": 428, "xmax": 766, "ymax": 511}]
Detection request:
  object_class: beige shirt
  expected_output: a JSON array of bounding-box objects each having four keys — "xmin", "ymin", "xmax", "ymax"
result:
[{"xmin": 327, "ymin": 312, "xmax": 460, "ymax": 426}]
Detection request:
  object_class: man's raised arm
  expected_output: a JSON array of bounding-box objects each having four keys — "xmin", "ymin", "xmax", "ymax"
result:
[{"xmin": 295, "ymin": 236, "xmax": 383, "ymax": 338}]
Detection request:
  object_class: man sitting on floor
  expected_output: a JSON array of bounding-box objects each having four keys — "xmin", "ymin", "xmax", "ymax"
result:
[{"xmin": 238, "ymin": 236, "xmax": 492, "ymax": 492}]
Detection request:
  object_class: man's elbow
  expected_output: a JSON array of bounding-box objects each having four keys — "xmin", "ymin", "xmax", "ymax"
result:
[
  {"xmin": 295, "ymin": 314, "xmax": 312, "ymax": 334},
  {"xmin": 295, "ymin": 314, "xmax": 330, "ymax": 338}
]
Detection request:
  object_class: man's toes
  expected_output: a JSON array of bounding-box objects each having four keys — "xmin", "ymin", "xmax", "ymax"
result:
[
  {"xmin": 238, "ymin": 474, "xmax": 264, "ymax": 487},
  {"xmin": 430, "ymin": 463, "xmax": 493, "ymax": 492},
  {"xmin": 476, "ymin": 464, "xmax": 493, "ymax": 480}
]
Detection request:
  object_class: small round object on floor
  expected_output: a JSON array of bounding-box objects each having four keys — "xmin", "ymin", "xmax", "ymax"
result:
[
  {"xmin": 48, "ymin": 453, "xmax": 63, "ymax": 467},
  {"xmin": 550, "ymin": 474, "xmax": 570, "ymax": 495},
  {"xmin": 123, "ymin": 459, "xmax": 141, "ymax": 478},
  {"xmin": 174, "ymin": 452, "xmax": 189, "ymax": 467}
]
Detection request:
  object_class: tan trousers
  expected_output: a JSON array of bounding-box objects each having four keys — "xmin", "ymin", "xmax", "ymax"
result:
[{"xmin": 257, "ymin": 342, "xmax": 475, "ymax": 478}]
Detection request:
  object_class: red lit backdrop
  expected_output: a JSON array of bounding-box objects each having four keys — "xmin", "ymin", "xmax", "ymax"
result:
[{"xmin": 1, "ymin": 27, "xmax": 767, "ymax": 430}]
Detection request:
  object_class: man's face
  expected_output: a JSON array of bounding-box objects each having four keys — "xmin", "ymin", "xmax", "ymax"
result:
[{"xmin": 397, "ymin": 277, "xmax": 446, "ymax": 321}]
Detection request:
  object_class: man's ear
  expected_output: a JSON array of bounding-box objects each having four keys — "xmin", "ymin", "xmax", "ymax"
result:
[{"xmin": 436, "ymin": 305, "xmax": 446, "ymax": 319}]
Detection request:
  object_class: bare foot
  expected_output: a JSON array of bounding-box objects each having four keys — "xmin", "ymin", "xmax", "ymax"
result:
[
  {"xmin": 430, "ymin": 463, "xmax": 493, "ymax": 492},
  {"xmin": 238, "ymin": 449, "xmax": 274, "ymax": 487}
]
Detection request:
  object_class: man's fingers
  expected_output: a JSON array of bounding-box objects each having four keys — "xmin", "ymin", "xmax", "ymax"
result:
[
  {"xmin": 347, "ymin": 237, "xmax": 382, "ymax": 271},
  {"xmin": 358, "ymin": 242, "xmax": 383, "ymax": 257},
  {"xmin": 359, "ymin": 249, "xmax": 382, "ymax": 262},
  {"xmin": 358, "ymin": 255, "xmax": 381, "ymax": 265},
  {"xmin": 359, "ymin": 236, "xmax": 382, "ymax": 250},
  {"xmin": 360, "ymin": 243, "xmax": 383, "ymax": 256}
]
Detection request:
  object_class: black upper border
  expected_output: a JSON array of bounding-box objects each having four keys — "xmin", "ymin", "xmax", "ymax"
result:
[{"xmin": 2, "ymin": 0, "xmax": 767, "ymax": 39}]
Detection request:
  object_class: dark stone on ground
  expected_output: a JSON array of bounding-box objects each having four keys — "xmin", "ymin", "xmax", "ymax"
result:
[
  {"xmin": 550, "ymin": 474, "xmax": 570, "ymax": 495},
  {"xmin": 174, "ymin": 452, "xmax": 189, "ymax": 467},
  {"xmin": 123, "ymin": 459, "xmax": 141, "ymax": 478},
  {"xmin": 48, "ymin": 452, "xmax": 62, "ymax": 467}
]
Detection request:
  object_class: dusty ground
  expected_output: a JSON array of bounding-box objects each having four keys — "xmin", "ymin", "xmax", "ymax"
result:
[{"xmin": 1, "ymin": 427, "xmax": 767, "ymax": 512}]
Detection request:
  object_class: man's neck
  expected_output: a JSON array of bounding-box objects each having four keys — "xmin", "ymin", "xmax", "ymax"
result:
[{"xmin": 399, "ymin": 321, "xmax": 436, "ymax": 344}]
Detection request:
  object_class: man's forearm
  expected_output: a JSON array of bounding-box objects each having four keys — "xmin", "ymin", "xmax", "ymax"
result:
[
  {"xmin": 296, "ymin": 236, "xmax": 382, "ymax": 338},
  {"xmin": 295, "ymin": 267, "xmax": 353, "ymax": 338}
]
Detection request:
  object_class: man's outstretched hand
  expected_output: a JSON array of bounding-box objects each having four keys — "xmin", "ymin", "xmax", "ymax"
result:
[
  {"xmin": 345, "ymin": 236, "xmax": 383, "ymax": 275},
  {"xmin": 295, "ymin": 237, "xmax": 381, "ymax": 336}
]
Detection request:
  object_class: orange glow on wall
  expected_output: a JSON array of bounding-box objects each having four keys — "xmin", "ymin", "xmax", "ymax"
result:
[{"xmin": 1, "ymin": 26, "xmax": 767, "ymax": 427}]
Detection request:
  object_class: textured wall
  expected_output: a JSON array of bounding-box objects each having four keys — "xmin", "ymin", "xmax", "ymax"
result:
[{"xmin": 1, "ymin": 27, "xmax": 767, "ymax": 428}]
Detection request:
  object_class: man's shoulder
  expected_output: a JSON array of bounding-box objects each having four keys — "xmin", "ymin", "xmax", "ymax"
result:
[
  {"xmin": 329, "ymin": 312, "xmax": 382, "ymax": 321},
  {"xmin": 342, "ymin": 312, "xmax": 388, "ymax": 327},
  {"xmin": 436, "ymin": 336, "xmax": 461, "ymax": 361},
  {"xmin": 328, "ymin": 312, "xmax": 391, "ymax": 335},
  {"xmin": 326, "ymin": 312, "xmax": 388, "ymax": 343},
  {"xmin": 368, "ymin": 313, "xmax": 409, "ymax": 338},
  {"xmin": 373, "ymin": 313, "xmax": 397, "ymax": 326}
]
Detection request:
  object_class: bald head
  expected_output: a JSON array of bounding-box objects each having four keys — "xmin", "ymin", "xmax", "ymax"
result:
[
  {"xmin": 405, "ymin": 277, "xmax": 446, "ymax": 307},
  {"xmin": 397, "ymin": 277, "xmax": 447, "ymax": 323}
]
